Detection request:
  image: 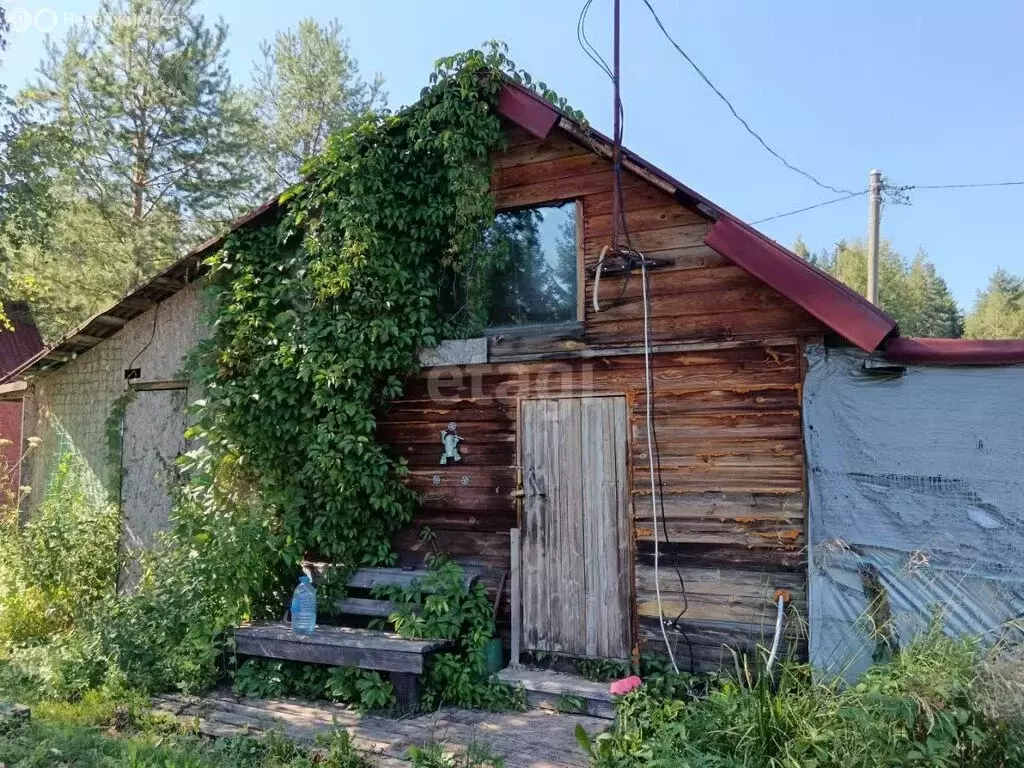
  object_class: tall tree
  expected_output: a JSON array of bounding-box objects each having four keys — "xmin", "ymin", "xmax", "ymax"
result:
[
  {"xmin": 2, "ymin": 0, "xmax": 258, "ymax": 339},
  {"xmin": 250, "ymin": 18, "xmax": 385, "ymax": 189},
  {"xmin": 964, "ymin": 268, "xmax": 1024, "ymax": 339},
  {"xmin": 797, "ymin": 238, "xmax": 963, "ymax": 338},
  {"xmin": 22, "ymin": 0, "xmax": 257, "ymax": 283}
]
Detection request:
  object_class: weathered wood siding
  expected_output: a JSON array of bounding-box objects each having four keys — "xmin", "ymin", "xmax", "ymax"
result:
[{"xmin": 380, "ymin": 123, "xmax": 826, "ymax": 669}]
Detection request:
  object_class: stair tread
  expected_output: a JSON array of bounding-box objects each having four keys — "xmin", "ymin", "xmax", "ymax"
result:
[{"xmin": 497, "ymin": 668, "xmax": 615, "ymax": 702}]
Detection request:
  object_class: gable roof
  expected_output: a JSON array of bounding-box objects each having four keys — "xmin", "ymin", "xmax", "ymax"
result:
[
  {"xmin": 499, "ymin": 82, "xmax": 898, "ymax": 353},
  {"xmin": 8, "ymin": 77, "xmax": 904, "ymax": 380}
]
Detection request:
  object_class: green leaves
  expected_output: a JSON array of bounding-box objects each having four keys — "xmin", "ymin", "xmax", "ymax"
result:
[{"xmin": 189, "ymin": 47, "xmax": 515, "ymax": 580}]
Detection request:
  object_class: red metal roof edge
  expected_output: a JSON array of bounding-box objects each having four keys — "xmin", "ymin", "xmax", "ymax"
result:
[
  {"xmin": 497, "ymin": 85, "xmax": 559, "ymax": 139},
  {"xmin": 883, "ymin": 336, "xmax": 1024, "ymax": 366},
  {"xmin": 705, "ymin": 219, "xmax": 896, "ymax": 352},
  {"xmin": 496, "ymin": 81, "xmax": 899, "ymax": 353}
]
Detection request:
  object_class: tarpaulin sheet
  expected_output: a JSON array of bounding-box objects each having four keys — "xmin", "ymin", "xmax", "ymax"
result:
[{"xmin": 804, "ymin": 345, "xmax": 1024, "ymax": 679}]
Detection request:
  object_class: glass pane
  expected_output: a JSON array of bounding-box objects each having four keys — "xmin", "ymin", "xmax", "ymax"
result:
[{"xmin": 479, "ymin": 203, "xmax": 577, "ymax": 327}]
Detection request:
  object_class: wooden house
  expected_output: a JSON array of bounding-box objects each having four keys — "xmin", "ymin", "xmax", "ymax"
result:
[{"xmin": 5, "ymin": 80, "xmax": 908, "ymax": 671}]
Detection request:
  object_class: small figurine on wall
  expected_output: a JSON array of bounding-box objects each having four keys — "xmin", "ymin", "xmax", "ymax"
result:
[{"xmin": 440, "ymin": 422, "xmax": 463, "ymax": 465}]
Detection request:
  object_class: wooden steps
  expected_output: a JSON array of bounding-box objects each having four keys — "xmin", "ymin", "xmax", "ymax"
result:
[
  {"xmin": 497, "ymin": 668, "xmax": 617, "ymax": 720},
  {"xmin": 152, "ymin": 688, "xmax": 607, "ymax": 768}
]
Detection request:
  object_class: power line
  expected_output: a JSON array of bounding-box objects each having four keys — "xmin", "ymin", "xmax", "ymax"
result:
[
  {"xmin": 638, "ymin": 0, "xmax": 857, "ymax": 196},
  {"xmin": 750, "ymin": 177, "xmax": 1024, "ymax": 227},
  {"xmin": 577, "ymin": 0, "xmax": 614, "ymax": 81},
  {"xmin": 750, "ymin": 190, "xmax": 868, "ymax": 225},
  {"xmin": 892, "ymin": 180, "xmax": 1024, "ymax": 192}
]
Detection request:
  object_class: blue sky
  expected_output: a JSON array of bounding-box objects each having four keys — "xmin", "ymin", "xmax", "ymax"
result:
[{"xmin": 3, "ymin": 0, "xmax": 1023, "ymax": 309}]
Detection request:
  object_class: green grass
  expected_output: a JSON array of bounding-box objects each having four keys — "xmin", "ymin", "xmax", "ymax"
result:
[
  {"xmin": 577, "ymin": 629, "xmax": 1024, "ymax": 768},
  {"xmin": 0, "ymin": 675, "xmax": 375, "ymax": 768}
]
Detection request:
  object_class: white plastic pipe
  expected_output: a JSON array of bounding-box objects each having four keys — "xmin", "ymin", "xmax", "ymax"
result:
[{"xmin": 766, "ymin": 595, "xmax": 786, "ymax": 673}]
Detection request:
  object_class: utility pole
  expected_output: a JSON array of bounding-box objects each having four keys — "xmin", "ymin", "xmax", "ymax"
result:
[
  {"xmin": 610, "ymin": 0, "xmax": 622, "ymax": 254},
  {"xmin": 866, "ymin": 169, "xmax": 882, "ymax": 305}
]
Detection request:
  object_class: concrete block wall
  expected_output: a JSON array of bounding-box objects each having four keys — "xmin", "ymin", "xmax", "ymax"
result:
[{"xmin": 23, "ymin": 281, "xmax": 209, "ymax": 510}]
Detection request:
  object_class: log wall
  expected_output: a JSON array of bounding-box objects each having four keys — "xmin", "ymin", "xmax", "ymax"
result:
[{"xmin": 381, "ymin": 122, "xmax": 826, "ymax": 670}]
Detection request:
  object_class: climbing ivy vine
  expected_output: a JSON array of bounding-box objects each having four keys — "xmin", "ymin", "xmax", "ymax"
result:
[
  {"xmin": 194, "ymin": 44, "xmax": 511, "ymax": 577},
  {"xmin": 6, "ymin": 43, "xmax": 580, "ymax": 698}
]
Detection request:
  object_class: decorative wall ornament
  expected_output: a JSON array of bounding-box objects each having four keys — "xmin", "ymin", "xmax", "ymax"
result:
[
  {"xmin": 440, "ymin": 422, "xmax": 464, "ymax": 465},
  {"xmin": 432, "ymin": 474, "xmax": 442, "ymax": 486}
]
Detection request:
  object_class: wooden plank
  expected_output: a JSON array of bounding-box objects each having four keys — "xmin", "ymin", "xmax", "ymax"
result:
[
  {"xmin": 129, "ymin": 379, "xmax": 190, "ymax": 392},
  {"xmin": 586, "ymin": 206, "xmax": 708, "ymax": 241},
  {"xmin": 580, "ymin": 396, "xmax": 632, "ymax": 659},
  {"xmin": 0, "ymin": 380, "xmax": 28, "ymax": 399},
  {"xmin": 344, "ymin": 566, "xmax": 484, "ymax": 591},
  {"xmin": 492, "ymin": 152, "xmax": 609, "ymax": 191},
  {"xmin": 235, "ymin": 638, "xmax": 428, "ymax": 673},
  {"xmin": 87, "ymin": 313, "xmax": 128, "ymax": 327},
  {"xmin": 635, "ymin": 540, "xmax": 805, "ymax": 571},
  {"xmin": 633, "ymin": 491, "xmax": 804, "ymax": 521},
  {"xmin": 576, "ymin": 199, "xmax": 586, "ymax": 323},
  {"xmin": 336, "ymin": 597, "xmax": 403, "ymax": 618},
  {"xmin": 592, "ymin": 264, "xmax": 756, "ymax": 302},
  {"xmin": 494, "ymin": 169, "xmax": 628, "ymax": 209},
  {"xmin": 521, "ymin": 399, "xmax": 546, "ymax": 651},
  {"xmin": 583, "ymin": 183, "xmax": 676, "ymax": 216},
  {"xmin": 555, "ymin": 397, "xmax": 585, "ymax": 655},
  {"xmin": 587, "ymin": 284, "xmax": 800, "ymax": 323},
  {"xmin": 492, "ymin": 132, "xmax": 589, "ymax": 169},
  {"xmin": 585, "ymin": 307, "xmax": 824, "ymax": 347},
  {"xmin": 585, "ymin": 202, "xmax": 704, "ymax": 239},
  {"xmin": 613, "ymin": 395, "xmax": 633, "ymax": 658},
  {"xmin": 234, "ymin": 623, "xmax": 449, "ymax": 654},
  {"xmin": 510, "ymin": 527, "xmax": 521, "ymax": 667}
]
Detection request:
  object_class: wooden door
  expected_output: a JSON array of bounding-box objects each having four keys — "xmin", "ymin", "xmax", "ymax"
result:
[
  {"xmin": 520, "ymin": 396, "xmax": 631, "ymax": 659},
  {"xmin": 119, "ymin": 388, "xmax": 187, "ymax": 591}
]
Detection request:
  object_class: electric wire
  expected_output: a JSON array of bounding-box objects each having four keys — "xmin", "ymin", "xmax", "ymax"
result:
[
  {"xmin": 577, "ymin": 0, "xmax": 614, "ymax": 80},
  {"xmin": 897, "ymin": 180, "xmax": 1024, "ymax": 191},
  {"xmin": 750, "ymin": 190, "xmax": 868, "ymax": 225},
  {"xmin": 751, "ymin": 178, "xmax": 1024, "ymax": 228},
  {"xmin": 593, "ymin": 0, "xmax": 692, "ymax": 669},
  {"xmin": 638, "ymin": 0, "xmax": 856, "ymax": 196},
  {"xmin": 642, "ymin": 254, "xmax": 696, "ymax": 674},
  {"xmin": 640, "ymin": 252, "xmax": 680, "ymax": 675}
]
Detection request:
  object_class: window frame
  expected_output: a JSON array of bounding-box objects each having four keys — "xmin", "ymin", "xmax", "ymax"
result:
[{"xmin": 486, "ymin": 198, "xmax": 584, "ymax": 332}]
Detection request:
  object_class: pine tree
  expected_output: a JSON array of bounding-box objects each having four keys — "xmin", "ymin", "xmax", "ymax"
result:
[
  {"xmin": 795, "ymin": 237, "xmax": 963, "ymax": 338},
  {"xmin": 251, "ymin": 18, "xmax": 385, "ymax": 189},
  {"xmin": 22, "ymin": 0, "xmax": 258, "ymax": 285},
  {"xmin": 964, "ymin": 268, "xmax": 1024, "ymax": 339}
]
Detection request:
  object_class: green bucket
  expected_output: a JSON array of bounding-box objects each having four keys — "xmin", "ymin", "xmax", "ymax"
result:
[{"xmin": 483, "ymin": 637, "xmax": 503, "ymax": 675}]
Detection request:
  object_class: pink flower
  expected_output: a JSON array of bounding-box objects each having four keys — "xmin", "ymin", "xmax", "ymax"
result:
[{"xmin": 609, "ymin": 675, "xmax": 642, "ymax": 695}]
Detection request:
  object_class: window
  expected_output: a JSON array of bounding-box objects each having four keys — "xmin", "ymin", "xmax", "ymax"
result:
[{"xmin": 476, "ymin": 201, "xmax": 578, "ymax": 328}]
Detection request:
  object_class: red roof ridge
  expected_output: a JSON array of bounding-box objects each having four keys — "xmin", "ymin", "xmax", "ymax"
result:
[{"xmin": 883, "ymin": 336, "xmax": 1024, "ymax": 366}]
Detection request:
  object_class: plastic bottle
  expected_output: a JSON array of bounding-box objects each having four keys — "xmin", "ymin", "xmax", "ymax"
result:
[{"xmin": 290, "ymin": 575, "xmax": 317, "ymax": 635}]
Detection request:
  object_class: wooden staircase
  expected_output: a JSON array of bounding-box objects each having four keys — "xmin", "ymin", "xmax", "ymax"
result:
[{"xmin": 497, "ymin": 668, "xmax": 617, "ymax": 720}]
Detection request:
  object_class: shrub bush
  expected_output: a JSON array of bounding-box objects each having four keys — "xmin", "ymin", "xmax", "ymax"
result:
[
  {"xmin": 579, "ymin": 627, "xmax": 1024, "ymax": 768},
  {"xmin": 0, "ymin": 451, "xmax": 120, "ymax": 650}
]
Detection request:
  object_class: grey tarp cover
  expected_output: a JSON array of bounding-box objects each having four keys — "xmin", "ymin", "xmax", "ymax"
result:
[{"xmin": 803, "ymin": 345, "xmax": 1024, "ymax": 679}]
